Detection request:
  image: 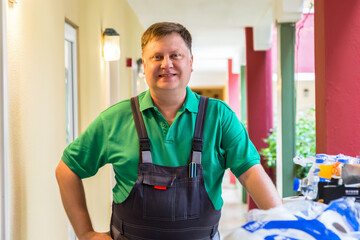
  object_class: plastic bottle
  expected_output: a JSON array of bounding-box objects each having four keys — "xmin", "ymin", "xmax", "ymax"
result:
[
  {"xmin": 335, "ymin": 154, "xmax": 357, "ymax": 164},
  {"xmin": 293, "ymin": 154, "xmax": 333, "ymax": 200},
  {"xmin": 316, "ymin": 153, "xmax": 336, "ymax": 164},
  {"xmin": 293, "ymin": 155, "xmax": 315, "ymax": 167},
  {"xmin": 356, "ymin": 155, "xmax": 360, "ymax": 165},
  {"xmin": 330, "ymin": 154, "xmax": 359, "ymax": 179},
  {"xmin": 316, "ymin": 154, "xmax": 337, "ymax": 180},
  {"xmin": 332, "ymin": 156, "xmax": 349, "ymax": 179},
  {"xmin": 293, "ymin": 172, "xmax": 319, "ymax": 200}
]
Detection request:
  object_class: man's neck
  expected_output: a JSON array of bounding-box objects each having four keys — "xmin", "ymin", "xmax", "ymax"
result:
[{"xmin": 150, "ymin": 89, "xmax": 187, "ymax": 126}]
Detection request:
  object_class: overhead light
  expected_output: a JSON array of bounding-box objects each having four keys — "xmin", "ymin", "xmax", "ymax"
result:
[
  {"xmin": 9, "ymin": 0, "xmax": 19, "ymax": 3},
  {"xmin": 103, "ymin": 28, "xmax": 120, "ymax": 61}
]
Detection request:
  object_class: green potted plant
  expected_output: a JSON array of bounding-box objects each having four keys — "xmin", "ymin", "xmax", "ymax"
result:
[{"xmin": 260, "ymin": 108, "xmax": 316, "ymax": 179}]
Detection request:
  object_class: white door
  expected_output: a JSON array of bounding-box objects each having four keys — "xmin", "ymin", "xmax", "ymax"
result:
[{"xmin": 65, "ymin": 22, "xmax": 79, "ymax": 240}]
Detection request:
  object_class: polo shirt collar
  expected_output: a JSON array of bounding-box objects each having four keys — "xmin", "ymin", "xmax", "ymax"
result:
[
  {"xmin": 184, "ymin": 86, "xmax": 199, "ymax": 113},
  {"xmin": 139, "ymin": 90, "xmax": 154, "ymax": 112},
  {"xmin": 139, "ymin": 86, "xmax": 199, "ymax": 113}
]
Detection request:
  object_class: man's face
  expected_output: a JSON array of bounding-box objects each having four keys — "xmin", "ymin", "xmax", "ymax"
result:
[{"xmin": 142, "ymin": 33, "xmax": 193, "ymax": 94}]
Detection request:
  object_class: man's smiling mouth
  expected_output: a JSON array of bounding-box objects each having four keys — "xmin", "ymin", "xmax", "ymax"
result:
[{"xmin": 159, "ymin": 74, "xmax": 176, "ymax": 77}]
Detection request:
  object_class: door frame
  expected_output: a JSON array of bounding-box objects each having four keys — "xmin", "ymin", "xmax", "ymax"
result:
[
  {"xmin": 0, "ymin": 0, "xmax": 9, "ymax": 239},
  {"xmin": 64, "ymin": 21, "xmax": 79, "ymax": 240}
]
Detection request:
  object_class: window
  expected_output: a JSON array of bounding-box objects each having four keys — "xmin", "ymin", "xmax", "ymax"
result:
[{"xmin": 65, "ymin": 22, "xmax": 78, "ymax": 145}]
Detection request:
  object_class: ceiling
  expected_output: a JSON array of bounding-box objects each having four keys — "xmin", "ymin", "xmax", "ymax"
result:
[{"xmin": 126, "ymin": 0, "xmax": 308, "ymax": 72}]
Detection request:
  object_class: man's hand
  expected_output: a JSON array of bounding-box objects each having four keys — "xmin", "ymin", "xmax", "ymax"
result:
[
  {"xmin": 56, "ymin": 160, "xmax": 113, "ymax": 239},
  {"xmin": 79, "ymin": 231, "xmax": 113, "ymax": 240}
]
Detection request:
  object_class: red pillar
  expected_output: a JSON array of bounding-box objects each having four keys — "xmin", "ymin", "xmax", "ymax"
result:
[
  {"xmin": 245, "ymin": 27, "xmax": 274, "ymax": 210},
  {"xmin": 315, "ymin": 0, "xmax": 360, "ymax": 156},
  {"xmin": 228, "ymin": 59, "xmax": 240, "ymax": 118},
  {"xmin": 228, "ymin": 59, "xmax": 240, "ymax": 184}
]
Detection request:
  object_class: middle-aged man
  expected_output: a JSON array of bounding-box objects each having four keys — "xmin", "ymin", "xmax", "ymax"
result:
[{"xmin": 56, "ymin": 22, "xmax": 282, "ymax": 240}]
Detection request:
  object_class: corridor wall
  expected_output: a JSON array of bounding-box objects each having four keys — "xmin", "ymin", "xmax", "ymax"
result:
[{"xmin": 6, "ymin": 0, "xmax": 143, "ymax": 239}]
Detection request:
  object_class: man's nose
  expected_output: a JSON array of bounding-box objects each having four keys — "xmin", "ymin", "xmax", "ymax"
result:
[{"xmin": 161, "ymin": 56, "xmax": 173, "ymax": 69}]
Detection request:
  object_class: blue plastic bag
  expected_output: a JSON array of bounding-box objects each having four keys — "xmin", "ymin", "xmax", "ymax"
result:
[{"xmin": 224, "ymin": 198, "xmax": 360, "ymax": 240}]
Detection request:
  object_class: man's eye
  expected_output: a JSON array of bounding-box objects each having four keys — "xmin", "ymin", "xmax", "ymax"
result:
[
  {"xmin": 172, "ymin": 54, "xmax": 181, "ymax": 58},
  {"xmin": 153, "ymin": 56, "xmax": 162, "ymax": 60}
]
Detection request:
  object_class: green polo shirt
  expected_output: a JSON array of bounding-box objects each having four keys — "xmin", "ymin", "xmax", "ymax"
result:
[{"xmin": 62, "ymin": 87, "xmax": 260, "ymax": 210}]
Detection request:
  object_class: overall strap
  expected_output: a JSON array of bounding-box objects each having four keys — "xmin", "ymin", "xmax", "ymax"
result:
[
  {"xmin": 130, "ymin": 96, "xmax": 152, "ymax": 164},
  {"xmin": 190, "ymin": 96, "xmax": 209, "ymax": 164}
]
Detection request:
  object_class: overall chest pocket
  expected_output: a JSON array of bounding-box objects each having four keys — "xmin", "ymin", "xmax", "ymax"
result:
[{"xmin": 142, "ymin": 173, "xmax": 200, "ymax": 221}]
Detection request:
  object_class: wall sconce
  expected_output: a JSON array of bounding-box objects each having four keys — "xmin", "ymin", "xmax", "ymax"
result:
[{"xmin": 103, "ymin": 28, "xmax": 120, "ymax": 61}]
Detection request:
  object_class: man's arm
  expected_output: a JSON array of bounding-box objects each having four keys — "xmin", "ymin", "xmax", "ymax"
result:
[
  {"xmin": 55, "ymin": 160, "xmax": 112, "ymax": 240},
  {"xmin": 238, "ymin": 164, "xmax": 282, "ymax": 210}
]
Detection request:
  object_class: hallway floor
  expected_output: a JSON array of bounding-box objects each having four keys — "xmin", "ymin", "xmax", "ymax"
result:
[{"xmin": 218, "ymin": 170, "xmax": 248, "ymax": 239}]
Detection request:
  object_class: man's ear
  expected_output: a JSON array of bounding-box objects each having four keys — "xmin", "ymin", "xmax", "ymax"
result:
[
  {"xmin": 190, "ymin": 55, "xmax": 194, "ymax": 72},
  {"xmin": 142, "ymin": 58, "xmax": 146, "ymax": 74}
]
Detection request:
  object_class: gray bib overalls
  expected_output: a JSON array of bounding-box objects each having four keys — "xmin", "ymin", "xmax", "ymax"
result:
[{"xmin": 110, "ymin": 96, "xmax": 221, "ymax": 240}]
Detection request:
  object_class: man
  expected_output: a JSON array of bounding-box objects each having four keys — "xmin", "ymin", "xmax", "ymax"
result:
[{"xmin": 56, "ymin": 22, "xmax": 281, "ymax": 240}]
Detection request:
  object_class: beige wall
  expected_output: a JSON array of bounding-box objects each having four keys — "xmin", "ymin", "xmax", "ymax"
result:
[
  {"xmin": 189, "ymin": 70, "xmax": 229, "ymax": 103},
  {"xmin": 272, "ymin": 80, "xmax": 315, "ymax": 118},
  {"xmin": 189, "ymin": 71, "xmax": 227, "ymax": 87},
  {"xmin": 6, "ymin": 0, "xmax": 143, "ymax": 239}
]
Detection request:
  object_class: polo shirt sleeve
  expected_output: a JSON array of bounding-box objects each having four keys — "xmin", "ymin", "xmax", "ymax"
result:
[
  {"xmin": 220, "ymin": 106, "xmax": 260, "ymax": 178},
  {"xmin": 62, "ymin": 114, "xmax": 108, "ymax": 179}
]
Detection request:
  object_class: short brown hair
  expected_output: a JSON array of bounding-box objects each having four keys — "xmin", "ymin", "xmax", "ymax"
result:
[{"xmin": 141, "ymin": 22, "xmax": 192, "ymax": 55}]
